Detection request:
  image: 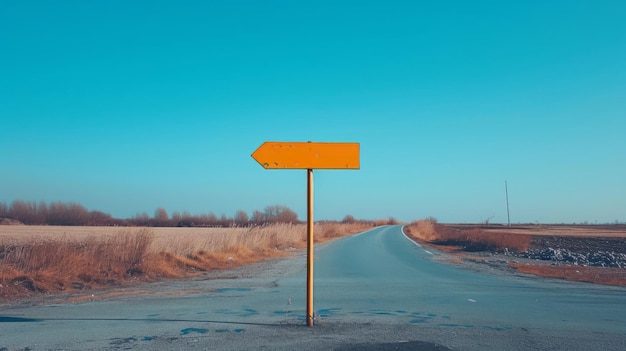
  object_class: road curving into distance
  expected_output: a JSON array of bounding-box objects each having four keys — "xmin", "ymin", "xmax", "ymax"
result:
[{"xmin": 2, "ymin": 225, "xmax": 625, "ymax": 350}]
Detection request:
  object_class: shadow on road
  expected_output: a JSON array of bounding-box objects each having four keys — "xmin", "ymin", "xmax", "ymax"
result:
[
  {"xmin": 0, "ymin": 315, "xmax": 281, "ymax": 327},
  {"xmin": 0, "ymin": 317, "xmax": 42, "ymax": 323}
]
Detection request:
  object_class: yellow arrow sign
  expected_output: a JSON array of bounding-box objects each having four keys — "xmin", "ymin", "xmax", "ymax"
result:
[
  {"xmin": 251, "ymin": 142, "xmax": 360, "ymax": 169},
  {"xmin": 250, "ymin": 140, "xmax": 360, "ymax": 327}
]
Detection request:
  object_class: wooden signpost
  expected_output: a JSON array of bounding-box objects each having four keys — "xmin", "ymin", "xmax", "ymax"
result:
[{"xmin": 252, "ymin": 141, "xmax": 360, "ymax": 326}]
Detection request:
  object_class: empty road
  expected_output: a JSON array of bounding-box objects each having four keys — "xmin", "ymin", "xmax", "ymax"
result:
[{"xmin": 2, "ymin": 225, "xmax": 625, "ymax": 350}]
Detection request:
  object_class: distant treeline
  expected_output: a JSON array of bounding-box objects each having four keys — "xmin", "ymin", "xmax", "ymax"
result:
[
  {"xmin": 0, "ymin": 201, "xmax": 117, "ymax": 226},
  {"xmin": 0, "ymin": 200, "xmax": 383, "ymax": 227}
]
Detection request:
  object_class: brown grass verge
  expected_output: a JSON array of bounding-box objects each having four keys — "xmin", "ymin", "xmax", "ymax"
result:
[
  {"xmin": 1, "ymin": 228, "xmax": 154, "ymax": 300},
  {"xmin": 404, "ymin": 219, "xmax": 532, "ymax": 252},
  {"xmin": 404, "ymin": 219, "xmax": 626, "ymax": 286},
  {"xmin": 510, "ymin": 263, "xmax": 626, "ymax": 286},
  {"xmin": 0, "ymin": 222, "xmax": 373, "ymax": 302}
]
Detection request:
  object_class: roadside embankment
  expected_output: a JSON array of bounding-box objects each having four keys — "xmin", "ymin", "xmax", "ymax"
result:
[{"xmin": 404, "ymin": 219, "xmax": 626, "ymax": 286}]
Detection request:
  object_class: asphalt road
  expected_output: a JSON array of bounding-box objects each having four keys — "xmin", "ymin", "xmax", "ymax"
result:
[{"xmin": 2, "ymin": 225, "xmax": 625, "ymax": 350}]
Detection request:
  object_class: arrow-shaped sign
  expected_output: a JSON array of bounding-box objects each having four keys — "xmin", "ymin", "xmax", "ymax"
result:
[
  {"xmin": 251, "ymin": 140, "xmax": 360, "ymax": 327},
  {"xmin": 251, "ymin": 142, "xmax": 360, "ymax": 170}
]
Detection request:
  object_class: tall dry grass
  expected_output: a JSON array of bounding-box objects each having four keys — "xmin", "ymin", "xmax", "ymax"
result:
[
  {"xmin": 1, "ymin": 229, "xmax": 153, "ymax": 295},
  {"xmin": 0, "ymin": 222, "xmax": 372, "ymax": 301},
  {"xmin": 404, "ymin": 218, "xmax": 531, "ymax": 252},
  {"xmin": 144, "ymin": 222, "xmax": 372, "ymax": 277}
]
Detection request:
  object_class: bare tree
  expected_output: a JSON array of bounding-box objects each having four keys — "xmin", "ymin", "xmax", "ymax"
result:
[
  {"xmin": 68, "ymin": 203, "xmax": 89, "ymax": 225},
  {"xmin": 154, "ymin": 207, "xmax": 168, "ymax": 221},
  {"xmin": 175, "ymin": 211, "xmax": 195, "ymax": 227},
  {"xmin": 251, "ymin": 210, "xmax": 264, "ymax": 225},
  {"xmin": 205, "ymin": 212, "xmax": 218, "ymax": 226},
  {"xmin": 9, "ymin": 200, "xmax": 39, "ymax": 224},
  {"xmin": 89, "ymin": 210, "xmax": 113, "ymax": 225},
  {"xmin": 0, "ymin": 201, "xmax": 8, "ymax": 218},
  {"xmin": 342, "ymin": 214, "xmax": 356, "ymax": 224},
  {"xmin": 149, "ymin": 207, "xmax": 168, "ymax": 226},
  {"xmin": 132, "ymin": 212, "xmax": 151, "ymax": 226},
  {"xmin": 45, "ymin": 202, "xmax": 89, "ymax": 225},
  {"xmin": 234, "ymin": 210, "xmax": 249, "ymax": 225},
  {"xmin": 37, "ymin": 201, "xmax": 48, "ymax": 224},
  {"xmin": 263, "ymin": 205, "xmax": 298, "ymax": 223}
]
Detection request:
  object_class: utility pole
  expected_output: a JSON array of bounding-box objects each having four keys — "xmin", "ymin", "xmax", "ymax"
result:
[{"xmin": 505, "ymin": 180, "xmax": 511, "ymax": 227}]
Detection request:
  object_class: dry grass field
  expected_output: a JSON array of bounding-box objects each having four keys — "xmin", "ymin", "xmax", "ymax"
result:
[
  {"xmin": 0, "ymin": 222, "xmax": 372, "ymax": 302},
  {"xmin": 405, "ymin": 219, "xmax": 626, "ymax": 286},
  {"xmin": 404, "ymin": 219, "xmax": 533, "ymax": 252}
]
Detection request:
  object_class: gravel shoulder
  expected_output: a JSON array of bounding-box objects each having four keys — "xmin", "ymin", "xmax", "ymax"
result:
[{"xmin": 422, "ymin": 225, "xmax": 626, "ymax": 287}]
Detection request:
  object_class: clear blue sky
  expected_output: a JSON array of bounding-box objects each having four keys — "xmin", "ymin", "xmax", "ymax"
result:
[{"xmin": 1, "ymin": 1, "xmax": 625, "ymax": 224}]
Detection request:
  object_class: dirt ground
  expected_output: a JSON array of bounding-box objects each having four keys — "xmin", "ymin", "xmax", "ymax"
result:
[
  {"xmin": 434, "ymin": 224, "xmax": 626, "ymax": 286},
  {"xmin": 480, "ymin": 224, "xmax": 626, "ymax": 238}
]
